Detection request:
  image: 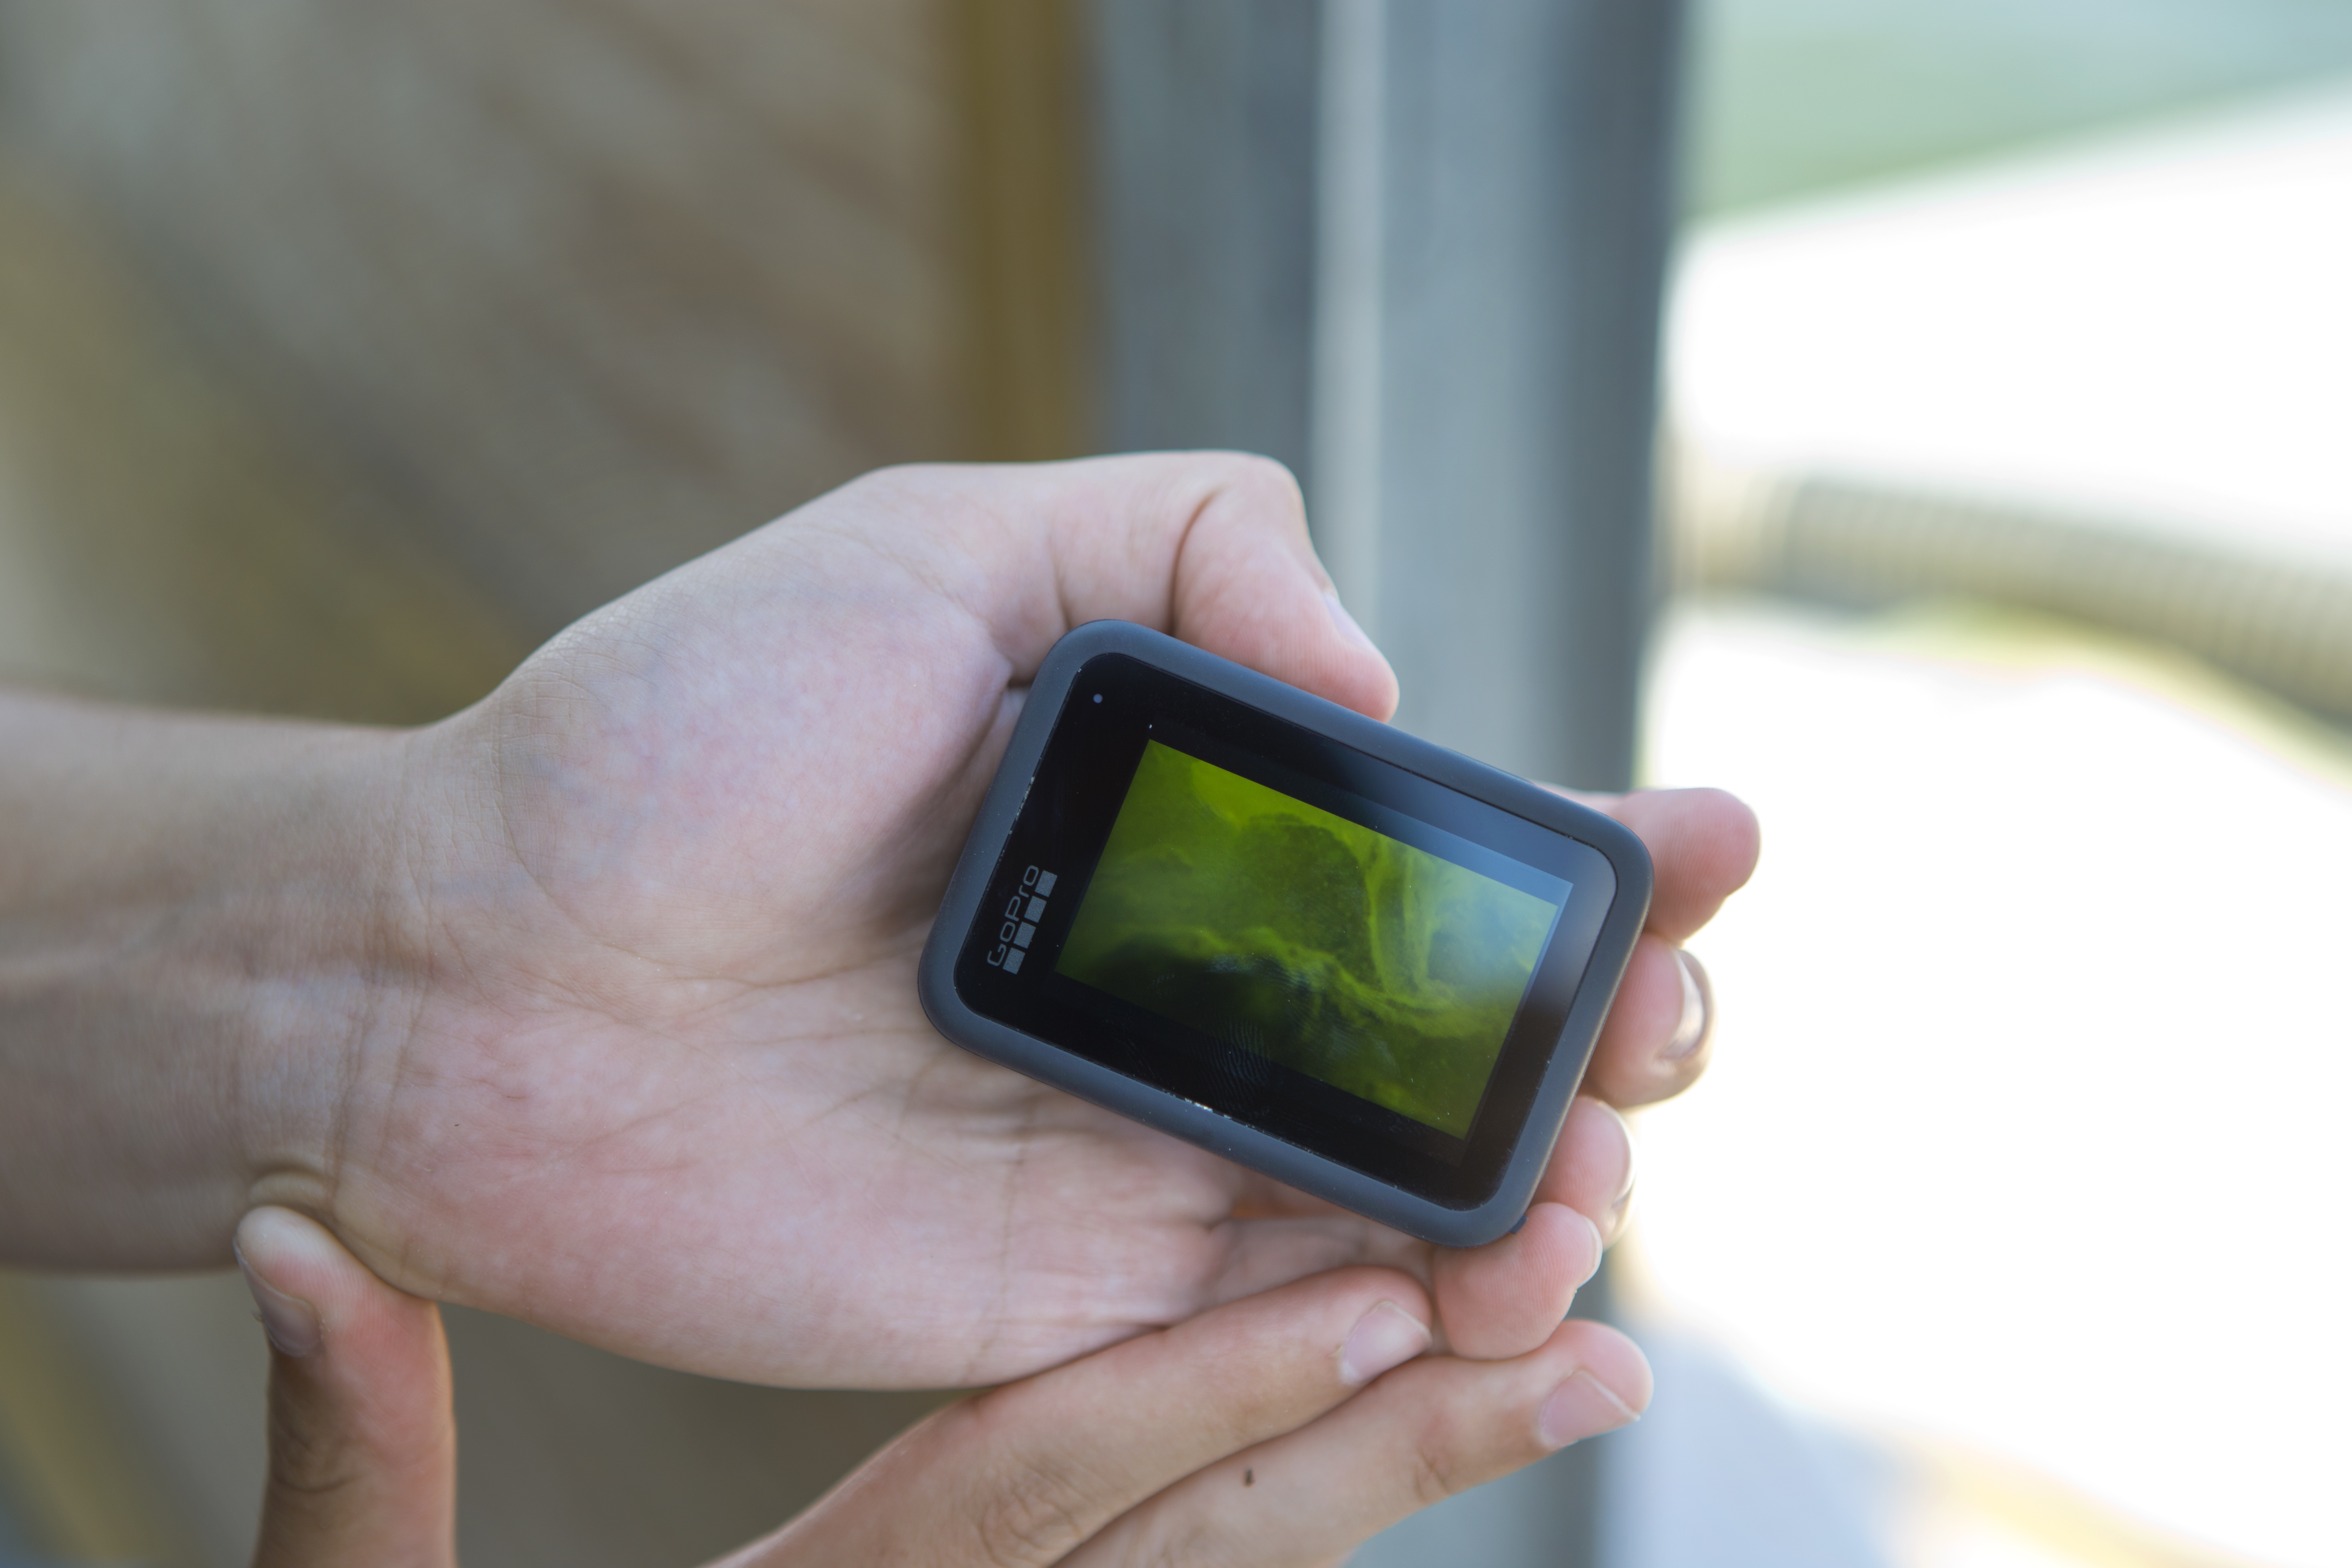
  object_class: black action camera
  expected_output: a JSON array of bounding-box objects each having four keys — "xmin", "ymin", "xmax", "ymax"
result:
[{"xmin": 917, "ymin": 622, "xmax": 1652, "ymax": 1247}]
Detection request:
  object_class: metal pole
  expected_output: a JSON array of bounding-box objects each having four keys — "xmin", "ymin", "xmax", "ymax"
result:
[
  {"xmin": 1091, "ymin": 2, "xmax": 1685, "ymax": 1560},
  {"xmin": 1090, "ymin": 0, "xmax": 1323, "ymax": 477},
  {"xmin": 1317, "ymin": 0, "xmax": 1684, "ymax": 793}
]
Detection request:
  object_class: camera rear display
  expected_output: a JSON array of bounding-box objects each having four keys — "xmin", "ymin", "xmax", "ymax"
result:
[{"xmin": 1058, "ymin": 738, "xmax": 1563, "ymax": 1141}]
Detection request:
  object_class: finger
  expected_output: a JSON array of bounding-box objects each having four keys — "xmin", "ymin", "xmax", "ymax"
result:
[
  {"xmin": 1598, "ymin": 786, "xmax": 1760, "ymax": 944},
  {"xmin": 1068, "ymin": 1318, "xmax": 1649, "ymax": 1566},
  {"xmin": 1430, "ymin": 1100, "xmax": 1630, "ymax": 1359},
  {"xmin": 849, "ymin": 453, "xmax": 1401, "ymax": 719},
  {"xmin": 1220, "ymin": 1101, "xmax": 1632, "ymax": 1362},
  {"xmin": 1530, "ymin": 1095, "xmax": 1639, "ymax": 1246},
  {"xmin": 1579, "ymin": 937, "xmax": 1714, "ymax": 1107},
  {"xmin": 736, "ymin": 1267, "xmax": 1434, "ymax": 1566},
  {"xmin": 238, "ymin": 1207, "xmax": 456, "ymax": 1568},
  {"xmin": 1538, "ymin": 784, "xmax": 1749, "ymax": 1107},
  {"xmin": 1429, "ymin": 1201, "xmax": 1603, "ymax": 1361}
]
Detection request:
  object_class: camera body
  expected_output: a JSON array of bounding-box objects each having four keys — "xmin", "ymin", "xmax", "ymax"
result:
[{"xmin": 919, "ymin": 621, "xmax": 1651, "ymax": 1247}]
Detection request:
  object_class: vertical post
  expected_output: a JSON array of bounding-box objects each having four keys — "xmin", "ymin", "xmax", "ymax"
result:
[
  {"xmin": 1308, "ymin": 0, "xmax": 1388, "ymax": 617},
  {"xmin": 1090, "ymin": 1, "xmax": 1684, "ymax": 1560},
  {"xmin": 1316, "ymin": 0, "xmax": 1685, "ymax": 792},
  {"xmin": 1090, "ymin": 0, "xmax": 1323, "ymax": 479},
  {"xmin": 1324, "ymin": 10, "xmax": 1684, "ymax": 1563}
]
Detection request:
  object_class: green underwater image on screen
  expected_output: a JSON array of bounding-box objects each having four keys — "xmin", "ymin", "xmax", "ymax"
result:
[{"xmin": 1054, "ymin": 741, "xmax": 1561, "ymax": 1137}]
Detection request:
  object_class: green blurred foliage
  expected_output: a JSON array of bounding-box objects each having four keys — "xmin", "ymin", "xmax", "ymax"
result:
[
  {"xmin": 1691, "ymin": 0, "xmax": 2352, "ymax": 214},
  {"xmin": 1056, "ymin": 743, "xmax": 1557, "ymax": 1136}
]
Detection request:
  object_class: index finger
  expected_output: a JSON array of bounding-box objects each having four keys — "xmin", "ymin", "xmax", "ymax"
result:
[
  {"xmin": 737, "ymin": 1267, "xmax": 1435, "ymax": 1566},
  {"xmin": 1546, "ymin": 785, "xmax": 1757, "ymax": 1111},
  {"xmin": 1603, "ymin": 785, "xmax": 1761, "ymax": 944},
  {"xmin": 1551, "ymin": 784, "xmax": 1761, "ymax": 945}
]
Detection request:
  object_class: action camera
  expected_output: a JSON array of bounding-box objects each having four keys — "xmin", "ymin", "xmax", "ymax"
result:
[{"xmin": 918, "ymin": 621, "xmax": 1651, "ymax": 1247}]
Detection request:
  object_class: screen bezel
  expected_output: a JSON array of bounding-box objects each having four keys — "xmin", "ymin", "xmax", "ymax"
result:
[{"xmin": 950, "ymin": 651, "xmax": 1619, "ymax": 1209}]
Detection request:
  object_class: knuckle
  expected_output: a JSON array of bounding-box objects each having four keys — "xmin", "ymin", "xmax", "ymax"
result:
[
  {"xmin": 1402, "ymin": 1413, "xmax": 1475, "ymax": 1509},
  {"xmin": 1230, "ymin": 452, "xmax": 1304, "ymax": 503},
  {"xmin": 264, "ymin": 1397, "xmax": 368, "ymax": 1502},
  {"xmin": 969, "ymin": 1452, "xmax": 1102, "ymax": 1568},
  {"xmin": 1406, "ymin": 1439, "xmax": 1467, "ymax": 1509},
  {"xmin": 1196, "ymin": 451, "xmax": 1303, "ymax": 512}
]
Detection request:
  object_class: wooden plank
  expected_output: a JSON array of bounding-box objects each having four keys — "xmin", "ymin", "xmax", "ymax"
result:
[
  {"xmin": 0, "ymin": 8, "xmax": 1089, "ymax": 1563},
  {"xmin": 0, "ymin": 0, "xmax": 1090, "ymax": 635}
]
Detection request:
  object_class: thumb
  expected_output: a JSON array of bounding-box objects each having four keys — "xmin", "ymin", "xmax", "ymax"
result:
[
  {"xmin": 235, "ymin": 1206, "xmax": 457, "ymax": 1568},
  {"xmin": 839, "ymin": 454, "xmax": 1402, "ymax": 719}
]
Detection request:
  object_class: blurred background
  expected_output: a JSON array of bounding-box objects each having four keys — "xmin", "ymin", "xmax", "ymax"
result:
[{"xmin": 0, "ymin": 3, "xmax": 2347, "ymax": 1566}]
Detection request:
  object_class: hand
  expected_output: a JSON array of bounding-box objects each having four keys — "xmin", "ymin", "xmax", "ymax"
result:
[
  {"xmin": 237, "ymin": 1204, "xmax": 1648, "ymax": 1568},
  {"xmin": 259, "ymin": 453, "xmax": 1755, "ymax": 1388}
]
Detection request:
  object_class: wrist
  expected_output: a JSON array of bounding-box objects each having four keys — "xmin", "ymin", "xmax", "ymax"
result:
[
  {"xmin": 0, "ymin": 695, "xmax": 430, "ymax": 1269},
  {"xmin": 231, "ymin": 722, "xmax": 443, "ymax": 1249}
]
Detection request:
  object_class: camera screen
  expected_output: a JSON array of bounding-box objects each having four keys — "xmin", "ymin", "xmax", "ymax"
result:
[
  {"xmin": 951, "ymin": 647, "xmax": 1619, "ymax": 1200},
  {"xmin": 1054, "ymin": 740, "xmax": 1565, "ymax": 1138}
]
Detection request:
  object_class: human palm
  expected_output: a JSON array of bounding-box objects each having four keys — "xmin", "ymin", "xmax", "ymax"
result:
[{"xmin": 319, "ymin": 456, "xmax": 1754, "ymax": 1388}]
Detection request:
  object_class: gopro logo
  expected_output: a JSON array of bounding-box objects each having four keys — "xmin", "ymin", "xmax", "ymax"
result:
[{"xmin": 987, "ymin": 865, "xmax": 1058, "ymax": 973}]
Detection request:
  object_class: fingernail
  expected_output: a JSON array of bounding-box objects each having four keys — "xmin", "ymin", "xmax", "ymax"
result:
[
  {"xmin": 1608, "ymin": 1116, "xmax": 1638, "ymax": 1239},
  {"xmin": 1323, "ymin": 590, "xmax": 1378, "ymax": 654},
  {"xmin": 1607, "ymin": 1184, "xmax": 1636, "ymax": 1245},
  {"xmin": 1578, "ymin": 1097, "xmax": 1637, "ymax": 1207},
  {"xmin": 1663, "ymin": 950, "xmax": 1711, "ymax": 1063},
  {"xmin": 235, "ymin": 1239, "xmax": 322, "ymax": 1358},
  {"xmin": 1340, "ymin": 1300, "xmax": 1431, "ymax": 1386},
  {"xmin": 1538, "ymin": 1369, "xmax": 1641, "ymax": 1448},
  {"xmin": 1568, "ymin": 1208, "xmax": 1606, "ymax": 1289}
]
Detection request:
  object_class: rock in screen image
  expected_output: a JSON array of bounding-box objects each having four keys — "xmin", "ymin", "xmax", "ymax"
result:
[{"xmin": 1055, "ymin": 742, "xmax": 1560, "ymax": 1136}]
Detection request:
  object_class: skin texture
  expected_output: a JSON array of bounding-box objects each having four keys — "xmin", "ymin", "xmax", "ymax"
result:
[
  {"xmin": 240, "ymin": 1203, "xmax": 1648, "ymax": 1568},
  {"xmin": 0, "ymin": 453, "xmax": 1758, "ymax": 1392}
]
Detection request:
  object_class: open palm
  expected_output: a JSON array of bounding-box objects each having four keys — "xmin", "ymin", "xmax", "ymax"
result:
[{"xmin": 311, "ymin": 455, "xmax": 1756, "ymax": 1389}]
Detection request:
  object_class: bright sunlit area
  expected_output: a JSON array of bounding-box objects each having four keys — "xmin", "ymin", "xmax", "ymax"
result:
[
  {"xmin": 1632, "ymin": 603, "xmax": 2352, "ymax": 1568},
  {"xmin": 1617, "ymin": 3, "xmax": 2352, "ymax": 1566}
]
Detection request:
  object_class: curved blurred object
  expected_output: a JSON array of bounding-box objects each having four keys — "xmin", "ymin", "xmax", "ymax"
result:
[
  {"xmin": 1675, "ymin": 444, "xmax": 2352, "ymax": 724},
  {"xmin": 1670, "ymin": 82, "xmax": 2352, "ymax": 723}
]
